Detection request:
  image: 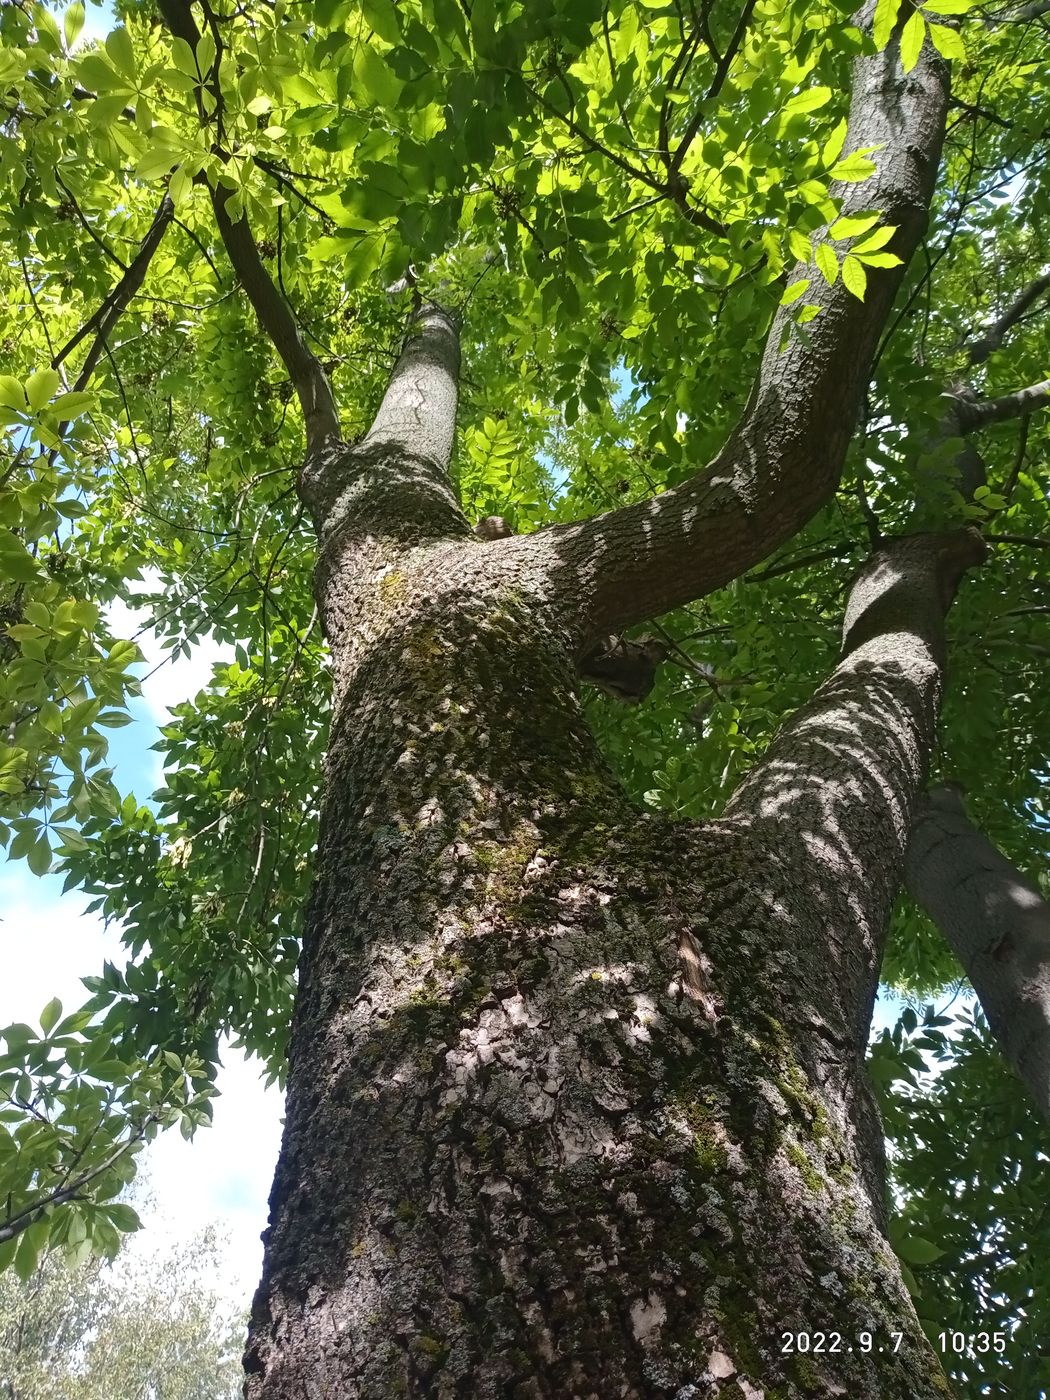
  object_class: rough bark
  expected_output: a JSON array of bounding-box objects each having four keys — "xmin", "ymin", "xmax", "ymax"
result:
[
  {"xmin": 244, "ymin": 443, "xmax": 980, "ymax": 1396},
  {"xmin": 212, "ymin": 12, "xmax": 963, "ymax": 1398},
  {"xmin": 906, "ymin": 784, "xmax": 1050, "ymax": 1118},
  {"xmin": 243, "ymin": 303, "xmax": 984, "ymax": 1397},
  {"xmin": 489, "ymin": 18, "xmax": 950, "ymax": 645}
]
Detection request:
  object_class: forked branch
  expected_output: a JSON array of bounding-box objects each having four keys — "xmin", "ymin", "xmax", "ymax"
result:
[{"xmin": 510, "ymin": 16, "xmax": 951, "ymax": 643}]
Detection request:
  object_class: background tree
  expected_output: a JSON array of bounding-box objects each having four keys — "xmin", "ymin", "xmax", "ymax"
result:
[
  {"xmin": 0, "ymin": 1225, "xmax": 245, "ymax": 1399},
  {"xmin": 1, "ymin": 0, "xmax": 1048, "ymax": 1395}
]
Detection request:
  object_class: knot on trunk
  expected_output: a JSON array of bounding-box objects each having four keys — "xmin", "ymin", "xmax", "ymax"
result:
[
  {"xmin": 579, "ymin": 635, "xmax": 669, "ymax": 704},
  {"xmin": 473, "ymin": 515, "xmax": 515, "ymax": 540}
]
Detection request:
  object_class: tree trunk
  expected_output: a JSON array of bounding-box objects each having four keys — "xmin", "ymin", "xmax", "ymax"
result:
[
  {"xmin": 211, "ymin": 12, "xmax": 960, "ymax": 1385},
  {"xmin": 242, "ymin": 312, "xmax": 979, "ymax": 1396},
  {"xmin": 906, "ymin": 784, "xmax": 1050, "ymax": 1118}
]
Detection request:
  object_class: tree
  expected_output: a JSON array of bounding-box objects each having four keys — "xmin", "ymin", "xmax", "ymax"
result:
[
  {"xmin": 0, "ymin": 1226, "xmax": 244, "ymax": 1399},
  {"xmin": 1, "ymin": 0, "xmax": 1048, "ymax": 1395}
]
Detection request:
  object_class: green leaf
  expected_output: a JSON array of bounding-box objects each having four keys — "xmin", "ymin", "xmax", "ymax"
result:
[
  {"xmin": 873, "ymin": 0, "xmax": 902, "ymax": 49},
  {"xmin": 899, "ymin": 11, "xmax": 926, "ymax": 72},
  {"xmin": 854, "ymin": 250, "xmax": 901, "ymax": 268},
  {"xmin": 64, "ymin": 2, "xmax": 85, "ymax": 48},
  {"xmin": 27, "ymin": 833, "xmax": 52, "ymax": 877},
  {"xmin": 0, "ymin": 531, "xmax": 40, "ymax": 583},
  {"xmin": 828, "ymin": 214, "xmax": 878, "ymax": 240},
  {"xmin": 822, "ymin": 119, "xmax": 848, "ymax": 169},
  {"xmin": 136, "ymin": 145, "xmax": 180, "ymax": 181},
  {"xmin": 105, "ymin": 27, "xmax": 136, "ymax": 78},
  {"xmin": 361, "ymin": 0, "xmax": 401, "ymax": 43},
  {"xmin": 851, "ymin": 225, "xmax": 896, "ymax": 254},
  {"xmin": 40, "ymin": 998, "xmax": 63, "ymax": 1036},
  {"xmin": 841, "ymin": 255, "xmax": 867, "ymax": 300},
  {"xmin": 169, "ymin": 36, "xmax": 199, "ymax": 78},
  {"xmin": 25, "ymin": 369, "xmax": 61, "ymax": 411},
  {"xmin": 77, "ymin": 53, "xmax": 123, "ymax": 93},
  {"xmin": 13, "ymin": 1224, "xmax": 42, "ymax": 1282},
  {"xmin": 780, "ymin": 278, "xmax": 810, "ymax": 305},
  {"xmin": 896, "ymin": 1234, "xmax": 945, "ymax": 1265},
  {"xmin": 196, "ymin": 29, "xmax": 216, "ymax": 76},
  {"xmin": 70, "ymin": 600, "xmax": 99, "ymax": 627},
  {"xmin": 54, "ymin": 825, "xmax": 89, "ymax": 851},
  {"xmin": 815, "ymin": 243, "xmax": 838, "ymax": 285},
  {"xmin": 927, "ymin": 22, "xmax": 965, "ymax": 59},
  {"xmin": 783, "ymin": 86, "xmax": 832, "ymax": 116},
  {"xmin": 105, "ymin": 1202, "xmax": 142, "ymax": 1232},
  {"xmin": 922, "ymin": 0, "xmax": 972, "ymax": 12},
  {"xmin": 787, "ymin": 228, "xmax": 811, "ymax": 264},
  {"xmin": 342, "ymin": 229, "xmax": 387, "ymax": 287},
  {"xmin": 0, "ymin": 375, "xmax": 25, "ymax": 410},
  {"xmin": 830, "ymin": 150, "xmax": 879, "ymax": 183},
  {"xmin": 51, "ymin": 391, "xmax": 96, "ymax": 419},
  {"xmin": 354, "ymin": 46, "xmax": 402, "ymax": 106},
  {"xmin": 169, "ymin": 164, "xmax": 193, "ymax": 207}
]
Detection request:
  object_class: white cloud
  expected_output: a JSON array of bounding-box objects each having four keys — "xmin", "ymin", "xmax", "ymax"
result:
[
  {"xmin": 123, "ymin": 1041, "xmax": 285, "ymax": 1309},
  {"xmin": 0, "ymin": 865, "xmax": 123, "ymax": 1028},
  {"xmin": 106, "ymin": 580, "xmax": 232, "ymax": 727},
  {"xmin": 1, "ymin": 861, "xmax": 284, "ymax": 1310}
]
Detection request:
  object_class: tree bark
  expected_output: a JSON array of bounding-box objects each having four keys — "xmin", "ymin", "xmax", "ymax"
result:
[
  {"xmin": 244, "ymin": 456, "xmax": 978, "ymax": 1396},
  {"xmin": 906, "ymin": 785, "xmax": 1050, "ymax": 1118},
  {"xmin": 241, "ymin": 269, "xmax": 982, "ymax": 1395},
  {"xmin": 495, "ymin": 15, "xmax": 949, "ymax": 643},
  {"xmin": 227, "ymin": 15, "xmax": 962, "ymax": 1399}
]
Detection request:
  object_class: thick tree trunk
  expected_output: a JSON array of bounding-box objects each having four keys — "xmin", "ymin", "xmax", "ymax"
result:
[
  {"xmin": 906, "ymin": 784, "xmax": 1050, "ymax": 1118},
  {"xmin": 244, "ymin": 387, "xmax": 979, "ymax": 1399},
  {"xmin": 224, "ymin": 17, "xmax": 959, "ymax": 1390}
]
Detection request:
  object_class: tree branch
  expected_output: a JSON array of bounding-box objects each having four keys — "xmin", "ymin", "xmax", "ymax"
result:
[
  {"xmin": 360, "ymin": 305, "xmax": 460, "ymax": 469},
  {"xmin": 966, "ymin": 269, "xmax": 1050, "ymax": 365},
  {"xmin": 951, "ymin": 377, "xmax": 1050, "ymax": 429},
  {"xmin": 55, "ymin": 173, "xmax": 128, "ymax": 272},
  {"xmin": 0, "ymin": 1118, "xmax": 156, "ymax": 1247},
  {"xmin": 210, "ymin": 187, "xmax": 341, "ymax": 456},
  {"xmin": 513, "ymin": 16, "xmax": 950, "ymax": 642},
  {"xmin": 524, "ymin": 73, "xmax": 728, "ymax": 239},
  {"xmin": 983, "ymin": 0, "xmax": 1050, "ymax": 20},
  {"xmin": 719, "ymin": 531, "xmax": 984, "ymax": 1037},
  {"xmin": 299, "ymin": 303, "xmax": 467, "ymax": 542},
  {"xmin": 985, "ymin": 531, "xmax": 1049, "ymax": 549},
  {"xmin": 673, "ymin": 0, "xmax": 758, "ymax": 171},
  {"xmin": 156, "ymin": 0, "xmax": 341, "ymax": 459},
  {"xmin": 51, "ymin": 195, "xmax": 174, "ymax": 384},
  {"xmin": 906, "ymin": 783, "xmax": 1050, "ymax": 1118}
]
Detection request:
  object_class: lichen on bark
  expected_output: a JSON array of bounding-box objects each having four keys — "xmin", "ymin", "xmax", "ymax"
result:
[{"xmin": 243, "ymin": 525, "xmax": 977, "ymax": 1398}]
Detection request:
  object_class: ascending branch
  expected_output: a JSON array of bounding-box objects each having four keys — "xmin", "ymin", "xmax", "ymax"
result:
[
  {"xmin": 951, "ymin": 377, "xmax": 1050, "ymax": 430},
  {"xmin": 966, "ymin": 269, "xmax": 1050, "ymax": 365},
  {"xmin": 299, "ymin": 302, "xmax": 468, "ymax": 544},
  {"xmin": 927, "ymin": 267, "xmax": 1050, "ymax": 501},
  {"xmin": 513, "ymin": 16, "xmax": 950, "ymax": 643},
  {"xmin": 156, "ymin": 0, "xmax": 341, "ymax": 460},
  {"xmin": 210, "ymin": 189, "xmax": 342, "ymax": 456},
  {"xmin": 906, "ymin": 783, "xmax": 1050, "ymax": 1119},
  {"xmin": 357, "ymin": 303, "xmax": 460, "ymax": 471},
  {"xmin": 720, "ymin": 531, "xmax": 985, "ymax": 1061},
  {"xmin": 52, "ymin": 194, "xmax": 175, "ymax": 393}
]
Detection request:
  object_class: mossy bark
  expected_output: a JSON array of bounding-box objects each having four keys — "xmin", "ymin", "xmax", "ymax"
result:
[
  {"xmin": 237, "ymin": 21, "xmax": 963, "ymax": 1378},
  {"xmin": 241, "ymin": 525, "xmax": 976, "ymax": 1398}
]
